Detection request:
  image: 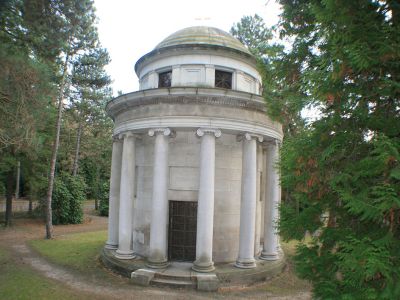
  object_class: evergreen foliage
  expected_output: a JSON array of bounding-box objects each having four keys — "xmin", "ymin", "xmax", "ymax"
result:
[
  {"xmin": 98, "ymin": 181, "xmax": 110, "ymax": 217},
  {"xmin": 230, "ymin": 14, "xmax": 305, "ymax": 137},
  {"xmin": 69, "ymin": 46, "xmax": 112, "ymax": 177},
  {"xmin": 230, "ymin": 14, "xmax": 273, "ymax": 57},
  {"xmin": 0, "ymin": 0, "xmax": 112, "ymax": 229},
  {"xmin": 0, "ymin": 2, "xmax": 57, "ymax": 225},
  {"xmin": 52, "ymin": 173, "xmax": 86, "ymax": 225},
  {"xmin": 273, "ymin": 1, "xmax": 400, "ymax": 299}
]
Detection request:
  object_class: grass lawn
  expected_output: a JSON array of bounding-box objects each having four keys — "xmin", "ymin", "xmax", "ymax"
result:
[
  {"xmin": 29, "ymin": 230, "xmax": 128, "ymax": 287},
  {"xmin": 29, "ymin": 231, "xmax": 107, "ymax": 271},
  {"xmin": 30, "ymin": 230, "xmax": 108, "ymax": 274},
  {"xmin": 0, "ymin": 247, "xmax": 94, "ymax": 300},
  {"xmin": 27, "ymin": 229, "xmax": 311, "ymax": 298}
]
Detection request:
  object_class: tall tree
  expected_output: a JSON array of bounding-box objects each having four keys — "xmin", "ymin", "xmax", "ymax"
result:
[
  {"xmin": 230, "ymin": 14, "xmax": 273, "ymax": 57},
  {"xmin": 0, "ymin": 0, "xmax": 60, "ymax": 226},
  {"xmin": 275, "ymin": 1, "xmax": 400, "ymax": 299},
  {"xmin": 230, "ymin": 15, "xmax": 306, "ymax": 137},
  {"xmin": 42, "ymin": 0, "xmax": 100, "ymax": 239},
  {"xmin": 0, "ymin": 0, "xmax": 112, "ymax": 229},
  {"xmin": 70, "ymin": 47, "xmax": 111, "ymax": 176},
  {"xmin": 0, "ymin": 35, "xmax": 55, "ymax": 226}
]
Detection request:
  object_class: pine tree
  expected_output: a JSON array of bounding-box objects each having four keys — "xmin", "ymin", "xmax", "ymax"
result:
[
  {"xmin": 230, "ymin": 14, "xmax": 273, "ymax": 57},
  {"xmin": 42, "ymin": 0, "xmax": 102, "ymax": 238},
  {"xmin": 230, "ymin": 15, "xmax": 306, "ymax": 137},
  {"xmin": 70, "ymin": 47, "xmax": 111, "ymax": 177},
  {"xmin": 275, "ymin": 1, "xmax": 400, "ymax": 298}
]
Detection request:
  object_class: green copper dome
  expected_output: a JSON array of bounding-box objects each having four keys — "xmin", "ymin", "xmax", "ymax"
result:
[{"xmin": 155, "ymin": 26, "xmax": 251, "ymax": 55}]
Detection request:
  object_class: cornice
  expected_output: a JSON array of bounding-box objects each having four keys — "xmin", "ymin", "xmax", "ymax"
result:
[
  {"xmin": 113, "ymin": 116, "xmax": 283, "ymax": 141},
  {"xmin": 106, "ymin": 87, "xmax": 267, "ymax": 118}
]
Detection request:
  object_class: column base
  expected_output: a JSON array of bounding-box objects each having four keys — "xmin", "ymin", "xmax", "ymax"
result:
[
  {"xmin": 146, "ymin": 258, "xmax": 169, "ymax": 269},
  {"xmin": 104, "ymin": 242, "xmax": 118, "ymax": 250},
  {"xmin": 192, "ymin": 260, "xmax": 215, "ymax": 273},
  {"xmin": 260, "ymin": 251, "xmax": 279, "ymax": 261},
  {"xmin": 235, "ymin": 258, "xmax": 256, "ymax": 269},
  {"xmin": 115, "ymin": 249, "xmax": 135, "ymax": 260}
]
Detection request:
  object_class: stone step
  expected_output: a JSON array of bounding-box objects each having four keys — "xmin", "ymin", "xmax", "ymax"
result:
[
  {"xmin": 151, "ymin": 277, "xmax": 196, "ymax": 289},
  {"xmin": 154, "ymin": 272, "xmax": 193, "ymax": 282}
]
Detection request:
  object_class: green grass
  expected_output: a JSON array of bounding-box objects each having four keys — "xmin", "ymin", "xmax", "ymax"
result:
[
  {"xmin": 0, "ymin": 247, "xmax": 93, "ymax": 300},
  {"xmin": 27, "ymin": 230, "xmax": 311, "ymax": 298},
  {"xmin": 0, "ymin": 247, "xmax": 9, "ymax": 260},
  {"xmin": 30, "ymin": 230, "xmax": 107, "ymax": 273}
]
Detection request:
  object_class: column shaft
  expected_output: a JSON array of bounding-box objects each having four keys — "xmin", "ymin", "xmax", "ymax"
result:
[
  {"xmin": 147, "ymin": 128, "xmax": 171, "ymax": 268},
  {"xmin": 254, "ymin": 144, "xmax": 263, "ymax": 255},
  {"xmin": 116, "ymin": 133, "xmax": 136, "ymax": 259},
  {"xmin": 193, "ymin": 128, "xmax": 220, "ymax": 272},
  {"xmin": 236, "ymin": 134, "xmax": 260, "ymax": 268},
  {"xmin": 105, "ymin": 137, "xmax": 123, "ymax": 249},
  {"xmin": 261, "ymin": 141, "xmax": 280, "ymax": 260}
]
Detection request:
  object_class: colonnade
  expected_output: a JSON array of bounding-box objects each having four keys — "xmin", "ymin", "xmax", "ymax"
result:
[{"xmin": 105, "ymin": 127, "xmax": 281, "ymax": 272}]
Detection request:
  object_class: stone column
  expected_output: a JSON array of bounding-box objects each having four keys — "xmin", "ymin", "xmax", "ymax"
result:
[
  {"xmin": 235, "ymin": 133, "xmax": 263, "ymax": 269},
  {"xmin": 147, "ymin": 128, "xmax": 173, "ymax": 268},
  {"xmin": 192, "ymin": 128, "xmax": 221, "ymax": 272},
  {"xmin": 105, "ymin": 136, "xmax": 123, "ymax": 249},
  {"xmin": 115, "ymin": 132, "xmax": 136, "ymax": 259},
  {"xmin": 254, "ymin": 144, "xmax": 263, "ymax": 255},
  {"xmin": 261, "ymin": 139, "xmax": 281, "ymax": 260}
]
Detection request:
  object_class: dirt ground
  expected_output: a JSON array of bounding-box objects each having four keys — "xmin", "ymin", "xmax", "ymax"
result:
[{"xmin": 0, "ymin": 201, "xmax": 311, "ymax": 300}]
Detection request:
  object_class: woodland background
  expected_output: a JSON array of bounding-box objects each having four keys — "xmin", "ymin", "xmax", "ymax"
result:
[{"xmin": 1, "ymin": 1, "xmax": 399, "ymax": 299}]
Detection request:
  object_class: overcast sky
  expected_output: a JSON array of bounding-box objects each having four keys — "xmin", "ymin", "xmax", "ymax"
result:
[{"xmin": 94, "ymin": 0, "xmax": 281, "ymax": 95}]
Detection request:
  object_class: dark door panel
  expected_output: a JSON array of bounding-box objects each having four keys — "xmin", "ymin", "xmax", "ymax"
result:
[{"xmin": 168, "ymin": 201, "xmax": 197, "ymax": 261}]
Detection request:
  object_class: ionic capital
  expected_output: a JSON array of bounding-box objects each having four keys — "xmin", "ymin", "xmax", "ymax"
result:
[
  {"xmin": 148, "ymin": 128, "xmax": 175, "ymax": 137},
  {"xmin": 118, "ymin": 131, "xmax": 140, "ymax": 140},
  {"xmin": 112, "ymin": 134, "xmax": 122, "ymax": 143},
  {"xmin": 196, "ymin": 128, "xmax": 221, "ymax": 138},
  {"xmin": 263, "ymin": 138, "xmax": 281, "ymax": 149},
  {"xmin": 237, "ymin": 132, "xmax": 263, "ymax": 143}
]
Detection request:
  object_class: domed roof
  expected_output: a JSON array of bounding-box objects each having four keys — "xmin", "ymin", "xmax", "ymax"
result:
[{"xmin": 155, "ymin": 26, "xmax": 251, "ymax": 55}]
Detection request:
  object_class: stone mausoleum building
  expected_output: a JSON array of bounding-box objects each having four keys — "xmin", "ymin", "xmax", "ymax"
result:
[{"xmin": 102, "ymin": 26, "xmax": 284, "ymax": 289}]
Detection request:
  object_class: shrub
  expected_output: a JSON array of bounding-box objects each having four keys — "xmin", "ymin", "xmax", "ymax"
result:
[
  {"xmin": 98, "ymin": 181, "xmax": 109, "ymax": 216},
  {"xmin": 52, "ymin": 173, "xmax": 86, "ymax": 224}
]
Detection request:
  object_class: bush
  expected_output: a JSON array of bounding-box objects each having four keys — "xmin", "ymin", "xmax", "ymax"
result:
[
  {"xmin": 52, "ymin": 173, "xmax": 86, "ymax": 224},
  {"xmin": 98, "ymin": 181, "xmax": 109, "ymax": 216}
]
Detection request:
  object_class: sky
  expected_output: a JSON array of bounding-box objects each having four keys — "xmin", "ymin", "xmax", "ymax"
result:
[{"xmin": 94, "ymin": 0, "xmax": 281, "ymax": 95}]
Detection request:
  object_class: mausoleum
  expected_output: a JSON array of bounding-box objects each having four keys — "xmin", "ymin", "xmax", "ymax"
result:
[{"xmin": 102, "ymin": 26, "xmax": 284, "ymax": 289}]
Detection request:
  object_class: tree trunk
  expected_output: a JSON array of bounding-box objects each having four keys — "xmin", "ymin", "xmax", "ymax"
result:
[
  {"xmin": 15, "ymin": 160, "xmax": 20, "ymax": 199},
  {"xmin": 94, "ymin": 164, "xmax": 100, "ymax": 210},
  {"xmin": 72, "ymin": 120, "xmax": 83, "ymax": 176},
  {"xmin": 5, "ymin": 171, "xmax": 14, "ymax": 227},
  {"xmin": 45, "ymin": 55, "xmax": 69, "ymax": 239},
  {"xmin": 28, "ymin": 197, "xmax": 33, "ymax": 214}
]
